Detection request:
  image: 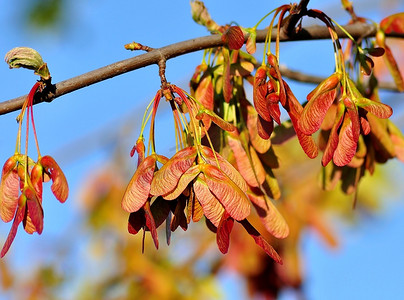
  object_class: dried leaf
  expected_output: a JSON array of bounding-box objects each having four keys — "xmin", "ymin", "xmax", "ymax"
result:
[{"xmin": 245, "ymin": 102, "xmax": 271, "ymax": 153}]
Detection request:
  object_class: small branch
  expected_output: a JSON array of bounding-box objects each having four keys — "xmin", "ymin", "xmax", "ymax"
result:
[
  {"xmin": 0, "ymin": 22, "xmax": 401, "ymax": 116},
  {"xmin": 279, "ymin": 65, "xmax": 399, "ymax": 91}
]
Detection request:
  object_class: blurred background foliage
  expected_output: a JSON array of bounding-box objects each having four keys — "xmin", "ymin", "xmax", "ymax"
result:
[{"xmin": 0, "ymin": 0, "xmax": 403, "ymax": 299}]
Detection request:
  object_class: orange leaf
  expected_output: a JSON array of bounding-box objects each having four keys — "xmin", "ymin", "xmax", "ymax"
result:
[
  {"xmin": 247, "ymin": 191, "xmax": 289, "ymax": 239},
  {"xmin": 193, "ymin": 175, "xmax": 225, "ymax": 227},
  {"xmin": 239, "ymin": 219, "xmax": 283, "ymax": 264},
  {"xmin": 39, "ymin": 155, "xmax": 68, "ymax": 203},
  {"xmin": 195, "ymin": 74, "xmax": 214, "ymax": 110},
  {"xmin": 150, "ymin": 147, "xmax": 197, "ymax": 196},
  {"xmin": 122, "ymin": 155, "xmax": 157, "ymax": 212},
  {"xmin": 202, "ymin": 164, "xmax": 250, "ymax": 221}
]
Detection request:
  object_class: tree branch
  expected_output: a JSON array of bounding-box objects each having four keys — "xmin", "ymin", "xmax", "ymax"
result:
[{"xmin": 0, "ymin": 22, "xmax": 402, "ymax": 116}]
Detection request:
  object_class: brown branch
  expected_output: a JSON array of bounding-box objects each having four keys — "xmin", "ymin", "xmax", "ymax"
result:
[{"xmin": 0, "ymin": 22, "xmax": 401, "ymax": 116}]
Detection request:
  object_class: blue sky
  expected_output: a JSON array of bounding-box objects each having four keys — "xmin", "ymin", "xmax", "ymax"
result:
[{"xmin": 0, "ymin": 1, "xmax": 404, "ymax": 299}]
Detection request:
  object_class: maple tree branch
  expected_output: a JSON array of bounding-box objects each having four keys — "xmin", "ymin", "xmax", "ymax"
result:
[{"xmin": 0, "ymin": 22, "xmax": 402, "ymax": 116}]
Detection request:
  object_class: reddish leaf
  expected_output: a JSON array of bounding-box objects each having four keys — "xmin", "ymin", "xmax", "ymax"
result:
[
  {"xmin": 150, "ymin": 147, "xmax": 197, "ymax": 196},
  {"xmin": 380, "ymin": 13, "xmax": 404, "ymax": 34},
  {"xmin": 39, "ymin": 155, "xmax": 68, "ymax": 203},
  {"xmin": 200, "ymin": 145, "xmax": 248, "ymax": 192},
  {"xmin": 163, "ymin": 165, "xmax": 201, "ymax": 200},
  {"xmin": 23, "ymin": 186, "xmax": 44, "ymax": 234},
  {"xmin": 221, "ymin": 26, "xmax": 244, "ymax": 50},
  {"xmin": 239, "ymin": 219, "xmax": 282, "ymax": 264},
  {"xmin": 130, "ymin": 138, "xmax": 145, "ymax": 166},
  {"xmin": 247, "ymin": 191, "xmax": 289, "ymax": 239},
  {"xmin": 343, "ymin": 96, "xmax": 361, "ymax": 143},
  {"xmin": 216, "ymin": 213, "xmax": 234, "ymax": 254},
  {"xmin": 253, "ymin": 66, "xmax": 271, "ymax": 121},
  {"xmin": 195, "ymin": 75, "xmax": 214, "ymax": 110},
  {"xmin": 299, "ymin": 73, "xmax": 340, "ymax": 135},
  {"xmin": 245, "ymin": 102, "xmax": 271, "ymax": 153},
  {"xmin": 193, "ymin": 175, "xmax": 225, "ymax": 227},
  {"xmin": 227, "ymin": 134, "xmax": 265, "ymax": 187},
  {"xmin": 122, "ymin": 155, "xmax": 157, "ymax": 212},
  {"xmin": 284, "ymin": 82, "xmax": 319, "ymax": 159},
  {"xmin": 144, "ymin": 201, "xmax": 159, "ymax": 249},
  {"xmin": 246, "ymin": 29, "xmax": 257, "ymax": 54},
  {"xmin": 333, "ymin": 114, "xmax": 358, "ymax": 166},
  {"xmin": 170, "ymin": 197, "xmax": 188, "ymax": 232},
  {"xmin": 266, "ymin": 93, "xmax": 281, "ymax": 125},
  {"xmin": 1, "ymin": 205, "xmax": 24, "ymax": 257},
  {"xmin": 0, "ymin": 158, "xmax": 19, "ymax": 223},
  {"xmin": 202, "ymin": 164, "xmax": 250, "ymax": 221},
  {"xmin": 355, "ymin": 97, "xmax": 393, "ymax": 119},
  {"xmin": 300, "ymin": 88, "xmax": 337, "ymax": 135},
  {"xmin": 257, "ymin": 115, "xmax": 274, "ymax": 140},
  {"xmin": 322, "ymin": 103, "xmax": 345, "ymax": 166}
]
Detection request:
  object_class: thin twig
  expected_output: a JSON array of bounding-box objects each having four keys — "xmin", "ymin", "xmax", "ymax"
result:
[{"xmin": 0, "ymin": 22, "xmax": 401, "ymax": 116}]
